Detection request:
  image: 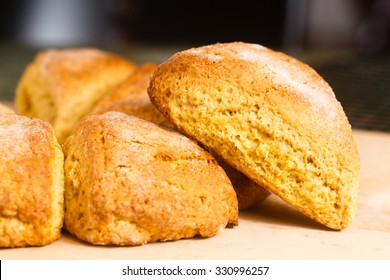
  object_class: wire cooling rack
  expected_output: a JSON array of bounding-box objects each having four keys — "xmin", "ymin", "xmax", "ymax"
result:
[
  {"xmin": 314, "ymin": 54, "xmax": 390, "ymax": 132},
  {"xmin": 1, "ymin": 46, "xmax": 389, "ymax": 132}
]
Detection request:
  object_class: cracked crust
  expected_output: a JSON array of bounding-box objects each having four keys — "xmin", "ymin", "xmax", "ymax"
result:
[
  {"xmin": 148, "ymin": 42, "xmax": 360, "ymax": 230},
  {"xmin": 92, "ymin": 63, "xmax": 270, "ymax": 210},
  {"xmin": 0, "ymin": 114, "xmax": 64, "ymax": 247},
  {"xmin": 63, "ymin": 112, "xmax": 238, "ymax": 245}
]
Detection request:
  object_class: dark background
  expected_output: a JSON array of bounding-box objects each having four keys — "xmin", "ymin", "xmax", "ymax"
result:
[
  {"xmin": 1, "ymin": 0, "xmax": 390, "ymax": 131},
  {"xmin": 1, "ymin": 0, "xmax": 389, "ymax": 53}
]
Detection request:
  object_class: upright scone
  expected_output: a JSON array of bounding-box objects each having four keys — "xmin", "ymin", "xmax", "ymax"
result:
[
  {"xmin": 63, "ymin": 112, "xmax": 238, "ymax": 245},
  {"xmin": 15, "ymin": 48, "xmax": 136, "ymax": 143},
  {"xmin": 92, "ymin": 63, "xmax": 269, "ymax": 210},
  {"xmin": 148, "ymin": 42, "xmax": 360, "ymax": 230},
  {"xmin": 0, "ymin": 114, "xmax": 64, "ymax": 247}
]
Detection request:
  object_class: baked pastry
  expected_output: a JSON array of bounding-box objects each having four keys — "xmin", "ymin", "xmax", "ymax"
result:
[
  {"xmin": 148, "ymin": 42, "xmax": 360, "ymax": 230},
  {"xmin": 63, "ymin": 112, "xmax": 238, "ymax": 245},
  {"xmin": 0, "ymin": 103, "xmax": 15, "ymax": 114},
  {"xmin": 95, "ymin": 98, "xmax": 174, "ymax": 128},
  {"xmin": 217, "ymin": 161, "xmax": 270, "ymax": 210},
  {"xmin": 96, "ymin": 96, "xmax": 270, "ymax": 209},
  {"xmin": 15, "ymin": 48, "xmax": 136, "ymax": 143},
  {"xmin": 92, "ymin": 62, "xmax": 176, "ymax": 128},
  {"xmin": 0, "ymin": 114, "xmax": 64, "ymax": 247},
  {"xmin": 92, "ymin": 62, "xmax": 158, "ymax": 113},
  {"xmin": 92, "ymin": 63, "xmax": 269, "ymax": 210}
]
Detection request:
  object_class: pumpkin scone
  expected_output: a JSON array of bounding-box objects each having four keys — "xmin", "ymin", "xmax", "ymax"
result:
[
  {"xmin": 91, "ymin": 62, "xmax": 177, "ymax": 128},
  {"xmin": 92, "ymin": 62, "xmax": 158, "ymax": 113},
  {"xmin": 15, "ymin": 48, "xmax": 136, "ymax": 143},
  {"xmin": 0, "ymin": 114, "xmax": 64, "ymax": 247},
  {"xmin": 148, "ymin": 42, "xmax": 360, "ymax": 230},
  {"xmin": 92, "ymin": 63, "xmax": 270, "ymax": 210},
  {"xmin": 63, "ymin": 112, "xmax": 238, "ymax": 245}
]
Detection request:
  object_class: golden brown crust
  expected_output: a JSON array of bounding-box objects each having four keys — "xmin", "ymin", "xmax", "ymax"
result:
[
  {"xmin": 92, "ymin": 62, "xmax": 157, "ymax": 113},
  {"xmin": 91, "ymin": 62, "xmax": 173, "ymax": 127},
  {"xmin": 95, "ymin": 98, "xmax": 174, "ymax": 128},
  {"xmin": 15, "ymin": 48, "xmax": 136, "ymax": 143},
  {"xmin": 97, "ymin": 97, "xmax": 269, "ymax": 209},
  {"xmin": 63, "ymin": 112, "xmax": 238, "ymax": 245},
  {"xmin": 91, "ymin": 62, "xmax": 177, "ymax": 128},
  {"xmin": 0, "ymin": 114, "xmax": 64, "ymax": 247},
  {"xmin": 148, "ymin": 42, "xmax": 360, "ymax": 230},
  {"xmin": 93, "ymin": 62, "xmax": 270, "ymax": 210}
]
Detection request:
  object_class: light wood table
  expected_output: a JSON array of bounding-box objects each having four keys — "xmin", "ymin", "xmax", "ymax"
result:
[{"xmin": 1, "ymin": 129, "xmax": 390, "ymax": 260}]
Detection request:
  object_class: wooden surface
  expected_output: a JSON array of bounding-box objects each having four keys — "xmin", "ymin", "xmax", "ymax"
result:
[{"xmin": 1, "ymin": 128, "xmax": 389, "ymax": 260}]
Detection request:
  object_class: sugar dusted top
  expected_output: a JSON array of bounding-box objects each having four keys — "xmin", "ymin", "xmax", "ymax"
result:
[
  {"xmin": 0, "ymin": 115, "xmax": 51, "ymax": 163},
  {"xmin": 181, "ymin": 42, "xmax": 337, "ymax": 120}
]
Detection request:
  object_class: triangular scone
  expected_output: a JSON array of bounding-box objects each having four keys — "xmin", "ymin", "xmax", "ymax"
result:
[
  {"xmin": 92, "ymin": 62, "xmax": 158, "ymax": 113},
  {"xmin": 15, "ymin": 48, "xmax": 136, "ymax": 143},
  {"xmin": 0, "ymin": 114, "xmax": 64, "ymax": 247},
  {"xmin": 92, "ymin": 62, "xmax": 270, "ymax": 210},
  {"xmin": 91, "ymin": 62, "xmax": 176, "ymax": 128},
  {"xmin": 148, "ymin": 42, "xmax": 360, "ymax": 230},
  {"xmin": 63, "ymin": 112, "xmax": 238, "ymax": 245}
]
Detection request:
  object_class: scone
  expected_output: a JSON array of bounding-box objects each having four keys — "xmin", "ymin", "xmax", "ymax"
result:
[
  {"xmin": 92, "ymin": 63, "xmax": 270, "ymax": 210},
  {"xmin": 63, "ymin": 112, "xmax": 238, "ymax": 245},
  {"xmin": 0, "ymin": 103, "xmax": 15, "ymax": 114},
  {"xmin": 148, "ymin": 42, "xmax": 360, "ymax": 230},
  {"xmin": 217, "ymin": 161, "xmax": 270, "ymax": 210},
  {"xmin": 15, "ymin": 48, "xmax": 136, "ymax": 143},
  {"xmin": 0, "ymin": 114, "xmax": 64, "ymax": 247},
  {"xmin": 92, "ymin": 62, "xmax": 158, "ymax": 113},
  {"xmin": 92, "ymin": 62, "xmax": 176, "ymax": 128}
]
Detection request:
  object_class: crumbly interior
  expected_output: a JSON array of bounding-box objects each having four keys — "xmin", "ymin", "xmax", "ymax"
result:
[
  {"xmin": 91, "ymin": 62, "xmax": 269, "ymax": 211},
  {"xmin": 148, "ymin": 42, "xmax": 360, "ymax": 230}
]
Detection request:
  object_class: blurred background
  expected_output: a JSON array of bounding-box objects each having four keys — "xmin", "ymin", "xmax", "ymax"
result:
[{"xmin": 1, "ymin": 0, "xmax": 389, "ymax": 131}]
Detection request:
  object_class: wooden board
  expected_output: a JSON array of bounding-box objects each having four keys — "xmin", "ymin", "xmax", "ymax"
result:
[{"xmin": 1, "ymin": 130, "xmax": 390, "ymax": 260}]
